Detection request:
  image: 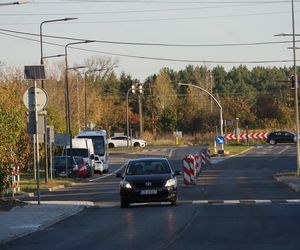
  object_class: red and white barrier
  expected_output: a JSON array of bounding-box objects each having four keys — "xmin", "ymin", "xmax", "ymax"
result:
[
  {"xmin": 183, "ymin": 155, "xmax": 196, "ymax": 186},
  {"xmin": 183, "ymin": 149, "xmax": 212, "ymax": 185},
  {"xmin": 225, "ymin": 132, "xmax": 269, "ymax": 141},
  {"xmin": 12, "ymin": 166, "xmax": 20, "ymax": 194}
]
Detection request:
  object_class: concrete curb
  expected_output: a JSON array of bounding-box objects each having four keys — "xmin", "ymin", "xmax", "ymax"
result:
[
  {"xmin": 274, "ymin": 174, "xmax": 300, "ymax": 192},
  {"xmin": 209, "ymin": 146, "xmax": 254, "ymax": 166},
  {"xmin": 15, "ymin": 182, "xmax": 77, "ymax": 200}
]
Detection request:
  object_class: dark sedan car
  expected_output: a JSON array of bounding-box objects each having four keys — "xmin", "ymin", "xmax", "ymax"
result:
[
  {"xmin": 116, "ymin": 158, "xmax": 181, "ymax": 208},
  {"xmin": 266, "ymin": 131, "xmax": 295, "ymax": 145},
  {"xmin": 53, "ymin": 156, "xmax": 87, "ymax": 178}
]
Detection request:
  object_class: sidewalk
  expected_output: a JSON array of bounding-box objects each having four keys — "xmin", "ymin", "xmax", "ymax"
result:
[{"xmin": 0, "ymin": 202, "xmax": 86, "ymax": 245}]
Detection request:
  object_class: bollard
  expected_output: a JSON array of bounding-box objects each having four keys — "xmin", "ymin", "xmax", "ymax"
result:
[
  {"xmin": 194, "ymin": 152, "xmax": 201, "ymax": 176},
  {"xmin": 183, "ymin": 157, "xmax": 191, "ymax": 185},
  {"xmin": 200, "ymin": 151, "xmax": 206, "ymax": 169},
  {"xmin": 205, "ymin": 149, "xmax": 211, "ymax": 165},
  {"xmin": 183, "ymin": 155, "xmax": 196, "ymax": 186}
]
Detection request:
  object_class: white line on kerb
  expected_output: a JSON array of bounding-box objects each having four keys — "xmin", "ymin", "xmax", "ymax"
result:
[
  {"xmin": 254, "ymin": 200, "xmax": 272, "ymax": 204},
  {"xmin": 192, "ymin": 200, "xmax": 209, "ymax": 204},
  {"xmin": 223, "ymin": 200, "xmax": 240, "ymax": 204},
  {"xmin": 286, "ymin": 199, "xmax": 300, "ymax": 203}
]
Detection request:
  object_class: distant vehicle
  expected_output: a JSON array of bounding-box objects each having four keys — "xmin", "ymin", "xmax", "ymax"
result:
[
  {"xmin": 76, "ymin": 130, "xmax": 109, "ymax": 173},
  {"xmin": 266, "ymin": 131, "xmax": 295, "ymax": 145},
  {"xmin": 116, "ymin": 157, "xmax": 181, "ymax": 208},
  {"xmin": 108, "ymin": 136, "xmax": 146, "ymax": 148},
  {"xmin": 53, "ymin": 156, "xmax": 87, "ymax": 178},
  {"xmin": 94, "ymin": 155, "xmax": 105, "ymax": 174},
  {"xmin": 63, "ymin": 138, "xmax": 95, "ymax": 176}
]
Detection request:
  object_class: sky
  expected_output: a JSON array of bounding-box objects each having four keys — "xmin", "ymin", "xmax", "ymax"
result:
[{"xmin": 0, "ymin": 0, "xmax": 299, "ymax": 81}]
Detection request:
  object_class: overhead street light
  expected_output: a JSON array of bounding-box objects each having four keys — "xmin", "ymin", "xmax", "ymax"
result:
[
  {"xmin": 178, "ymin": 82, "xmax": 224, "ymax": 151},
  {"xmin": 0, "ymin": 1, "xmax": 29, "ymax": 6},
  {"xmin": 39, "ymin": 17, "xmax": 77, "ymax": 183},
  {"xmin": 65, "ymin": 40, "xmax": 95, "ymax": 158},
  {"xmin": 42, "ymin": 54, "xmax": 66, "ymax": 60},
  {"xmin": 40, "ymin": 18, "xmax": 78, "ymax": 83}
]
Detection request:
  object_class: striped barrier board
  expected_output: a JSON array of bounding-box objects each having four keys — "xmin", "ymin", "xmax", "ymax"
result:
[{"xmin": 225, "ymin": 132, "xmax": 269, "ymax": 141}]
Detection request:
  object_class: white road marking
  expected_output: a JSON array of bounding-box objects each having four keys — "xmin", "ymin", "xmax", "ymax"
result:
[
  {"xmin": 223, "ymin": 200, "xmax": 240, "ymax": 204},
  {"xmin": 89, "ymin": 165, "xmax": 125, "ymax": 182},
  {"xmin": 286, "ymin": 199, "xmax": 300, "ymax": 203},
  {"xmin": 192, "ymin": 200, "xmax": 209, "ymax": 204},
  {"xmin": 278, "ymin": 146, "xmax": 290, "ymax": 155},
  {"xmin": 254, "ymin": 200, "xmax": 272, "ymax": 204}
]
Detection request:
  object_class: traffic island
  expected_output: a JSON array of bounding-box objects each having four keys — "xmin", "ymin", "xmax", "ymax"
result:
[{"xmin": 274, "ymin": 172, "xmax": 300, "ymax": 192}]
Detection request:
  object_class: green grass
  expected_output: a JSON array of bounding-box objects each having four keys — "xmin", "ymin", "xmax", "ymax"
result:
[
  {"xmin": 18, "ymin": 171, "xmax": 75, "ymax": 193},
  {"xmin": 20, "ymin": 178, "xmax": 74, "ymax": 193},
  {"xmin": 209, "ymin": 144, "xmax": 252, "ymax": 156}
]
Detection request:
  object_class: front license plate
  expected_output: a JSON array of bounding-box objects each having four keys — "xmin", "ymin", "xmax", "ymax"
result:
[{"xmin": 140, "ymin": 190, "xmax": 157, "ymax": 195}]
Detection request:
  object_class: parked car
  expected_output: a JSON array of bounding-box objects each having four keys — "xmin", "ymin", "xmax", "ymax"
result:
[
  {"xmin": 266, "ymin": 131, "xmax": 296, "ymax": 145},
  {"xmin": 53, "ymin": 156, "xmax": 87, "ymax": 178},
  {"xmin": 94, "ymin": 155, "xmax": 106, "ymax": 174},
  {"xmin": 108, "ymin": 136, "xmax": 146, "ymax": 148},
  {"xmin": 116, "ymin": 157, "xmax": 181, "ymax": 208}
]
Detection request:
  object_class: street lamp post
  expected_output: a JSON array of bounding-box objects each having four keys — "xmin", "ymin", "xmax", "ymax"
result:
[
  {"xmin": 40, "ymin": 17, "xmax": 77, "ymax": 182},
  {"xmin": 178, "ymin": 82, "xmax": 224, "ymax": 150},
  {"xmin": 274, "ymin": 0, "xmax": 299, "ymax": 176},
  {"xmin": 83, "ymin": 69, "xmax": 103, "ymax": 130},
  {"xmin": 126, "ymin": 84, "xmax": 143, "ymax": 147},
  {"xmin": 126, "ymin": 87, "xmax": 134, "ymax": 148},
  {"xmin": 65, "ymin": 40, "xmax": 95, "ymax": 158},
  {"xmin": 291, "ymin": 0, "xmax": 300, "ymax": 176},
  {"xmin": 67, "ymin": 66, "xmax": 88, "ymax": 132}
]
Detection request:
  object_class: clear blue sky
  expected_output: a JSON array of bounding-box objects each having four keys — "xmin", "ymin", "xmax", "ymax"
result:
[{"xmin": 0, "ymin": 0, "xmax": 299, "ymax": 80}]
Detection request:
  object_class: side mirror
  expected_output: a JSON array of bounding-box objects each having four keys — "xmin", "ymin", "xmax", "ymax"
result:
[
  {"xmin": 174, "ymin": 170, "xmax": 182, "ymax": 176},
  {"xmin": 90, "ymin": 154, "xmax": 95, "ymax": 160},
  {"xmin": 116, "ymin": 172, "xmax": 123, "ymax": 178}
]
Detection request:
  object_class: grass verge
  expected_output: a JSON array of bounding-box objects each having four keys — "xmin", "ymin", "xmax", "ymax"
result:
[
  {"xmin": 19, "ymin": 178, "xmax": 74, "ymax": 193},
  {"xmin": 209, "ymin": 144, "xmax": 252, "ymax": 156}
]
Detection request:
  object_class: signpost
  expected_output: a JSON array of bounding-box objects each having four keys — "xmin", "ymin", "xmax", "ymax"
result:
[{"xmin": 24, "ymin": 65, "xmax": 46, "ymax": 205}]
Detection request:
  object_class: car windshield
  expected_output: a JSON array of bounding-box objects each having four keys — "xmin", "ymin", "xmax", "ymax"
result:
[
  {"xmin": 54, "ymin": 157, "xmax": 72, "ymax": 166},
  {"xmin": 126, "ymin": 160, "xmax": 171, "ymax": 175},
  {"xmin": 64, "ymin": 148, "xmax": 89, "ymax": 158}
]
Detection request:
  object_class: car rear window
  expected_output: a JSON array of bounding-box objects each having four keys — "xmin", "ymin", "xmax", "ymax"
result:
[{"xmin": 126, "ymin": 160, "xmax": 171, "ymax": 175}]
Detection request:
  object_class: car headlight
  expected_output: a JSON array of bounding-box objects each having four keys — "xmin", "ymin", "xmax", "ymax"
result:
[
  {"xmin": 165, "ymin": 178, "xmax": 176, "ymax": 187},
  {"xmin": 120, "ymin": 180, "xmax": 132, "ymax": 189}
]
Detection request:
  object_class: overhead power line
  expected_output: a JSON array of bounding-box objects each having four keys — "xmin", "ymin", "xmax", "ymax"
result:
[
  {"xmin": 0, "ymin": 2, "xmax": 276, "ymax": 16},
  {"xmin": 1, "ymin": 30, "xmax": 299, "ymax": 64},
  {"xmin": 30, "ymin": 0, "xmax": 300, "ymax": 4},
  {"xmin": 0, "ymin": 28, "xmax": 299, "ymax": 47},
  {"xmin": 1, "ymin": 9, "xmax": 300, "ymax": 25}
]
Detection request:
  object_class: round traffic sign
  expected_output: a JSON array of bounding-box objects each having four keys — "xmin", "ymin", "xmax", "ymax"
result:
[
  {"xmin": 216, "ymin": 135, "xmax": 225, "ymax": 145},
  {"xmin": 23, "ymin": 87, "xmax": 48, "ymax": 111}
]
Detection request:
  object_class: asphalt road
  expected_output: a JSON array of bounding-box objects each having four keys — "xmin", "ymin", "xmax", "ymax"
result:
[{"xmin": 4, "ymin": 145, "xmax": 300, "ymax": 250}]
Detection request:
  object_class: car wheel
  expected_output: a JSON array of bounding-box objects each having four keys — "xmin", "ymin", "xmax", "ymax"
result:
[
  {"xmin": 133, "ymin": 142, "xmax": 140, "ymax": 147},
  {"xmin": 108, "ymin": 143, "xmax": 114, "ymax": 148},
  {"xmin": 269, "ymin": 139, "xmax": 276, "ymax": 145},
  {"xmin": 121, "ymin": 199, "xmax": 129, "ymax": 208}
]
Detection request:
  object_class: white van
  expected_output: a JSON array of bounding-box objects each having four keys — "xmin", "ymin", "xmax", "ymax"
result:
[
  {"xmin": 76, "ymin": 130, "xmax": 109, "ymax": 173},
  {"xmin": 63, "ymin": 138, "xmax": 95, "ymax": 176}
]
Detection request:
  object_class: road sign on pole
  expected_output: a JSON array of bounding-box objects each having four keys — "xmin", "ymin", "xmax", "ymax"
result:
[
  {"xmin": 23, "ymin": 87, "xmax": 48, "ymax": 112},
  {"xmin": 216, "ymin": 135, "xmax": 225, "ymax": 145}
]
